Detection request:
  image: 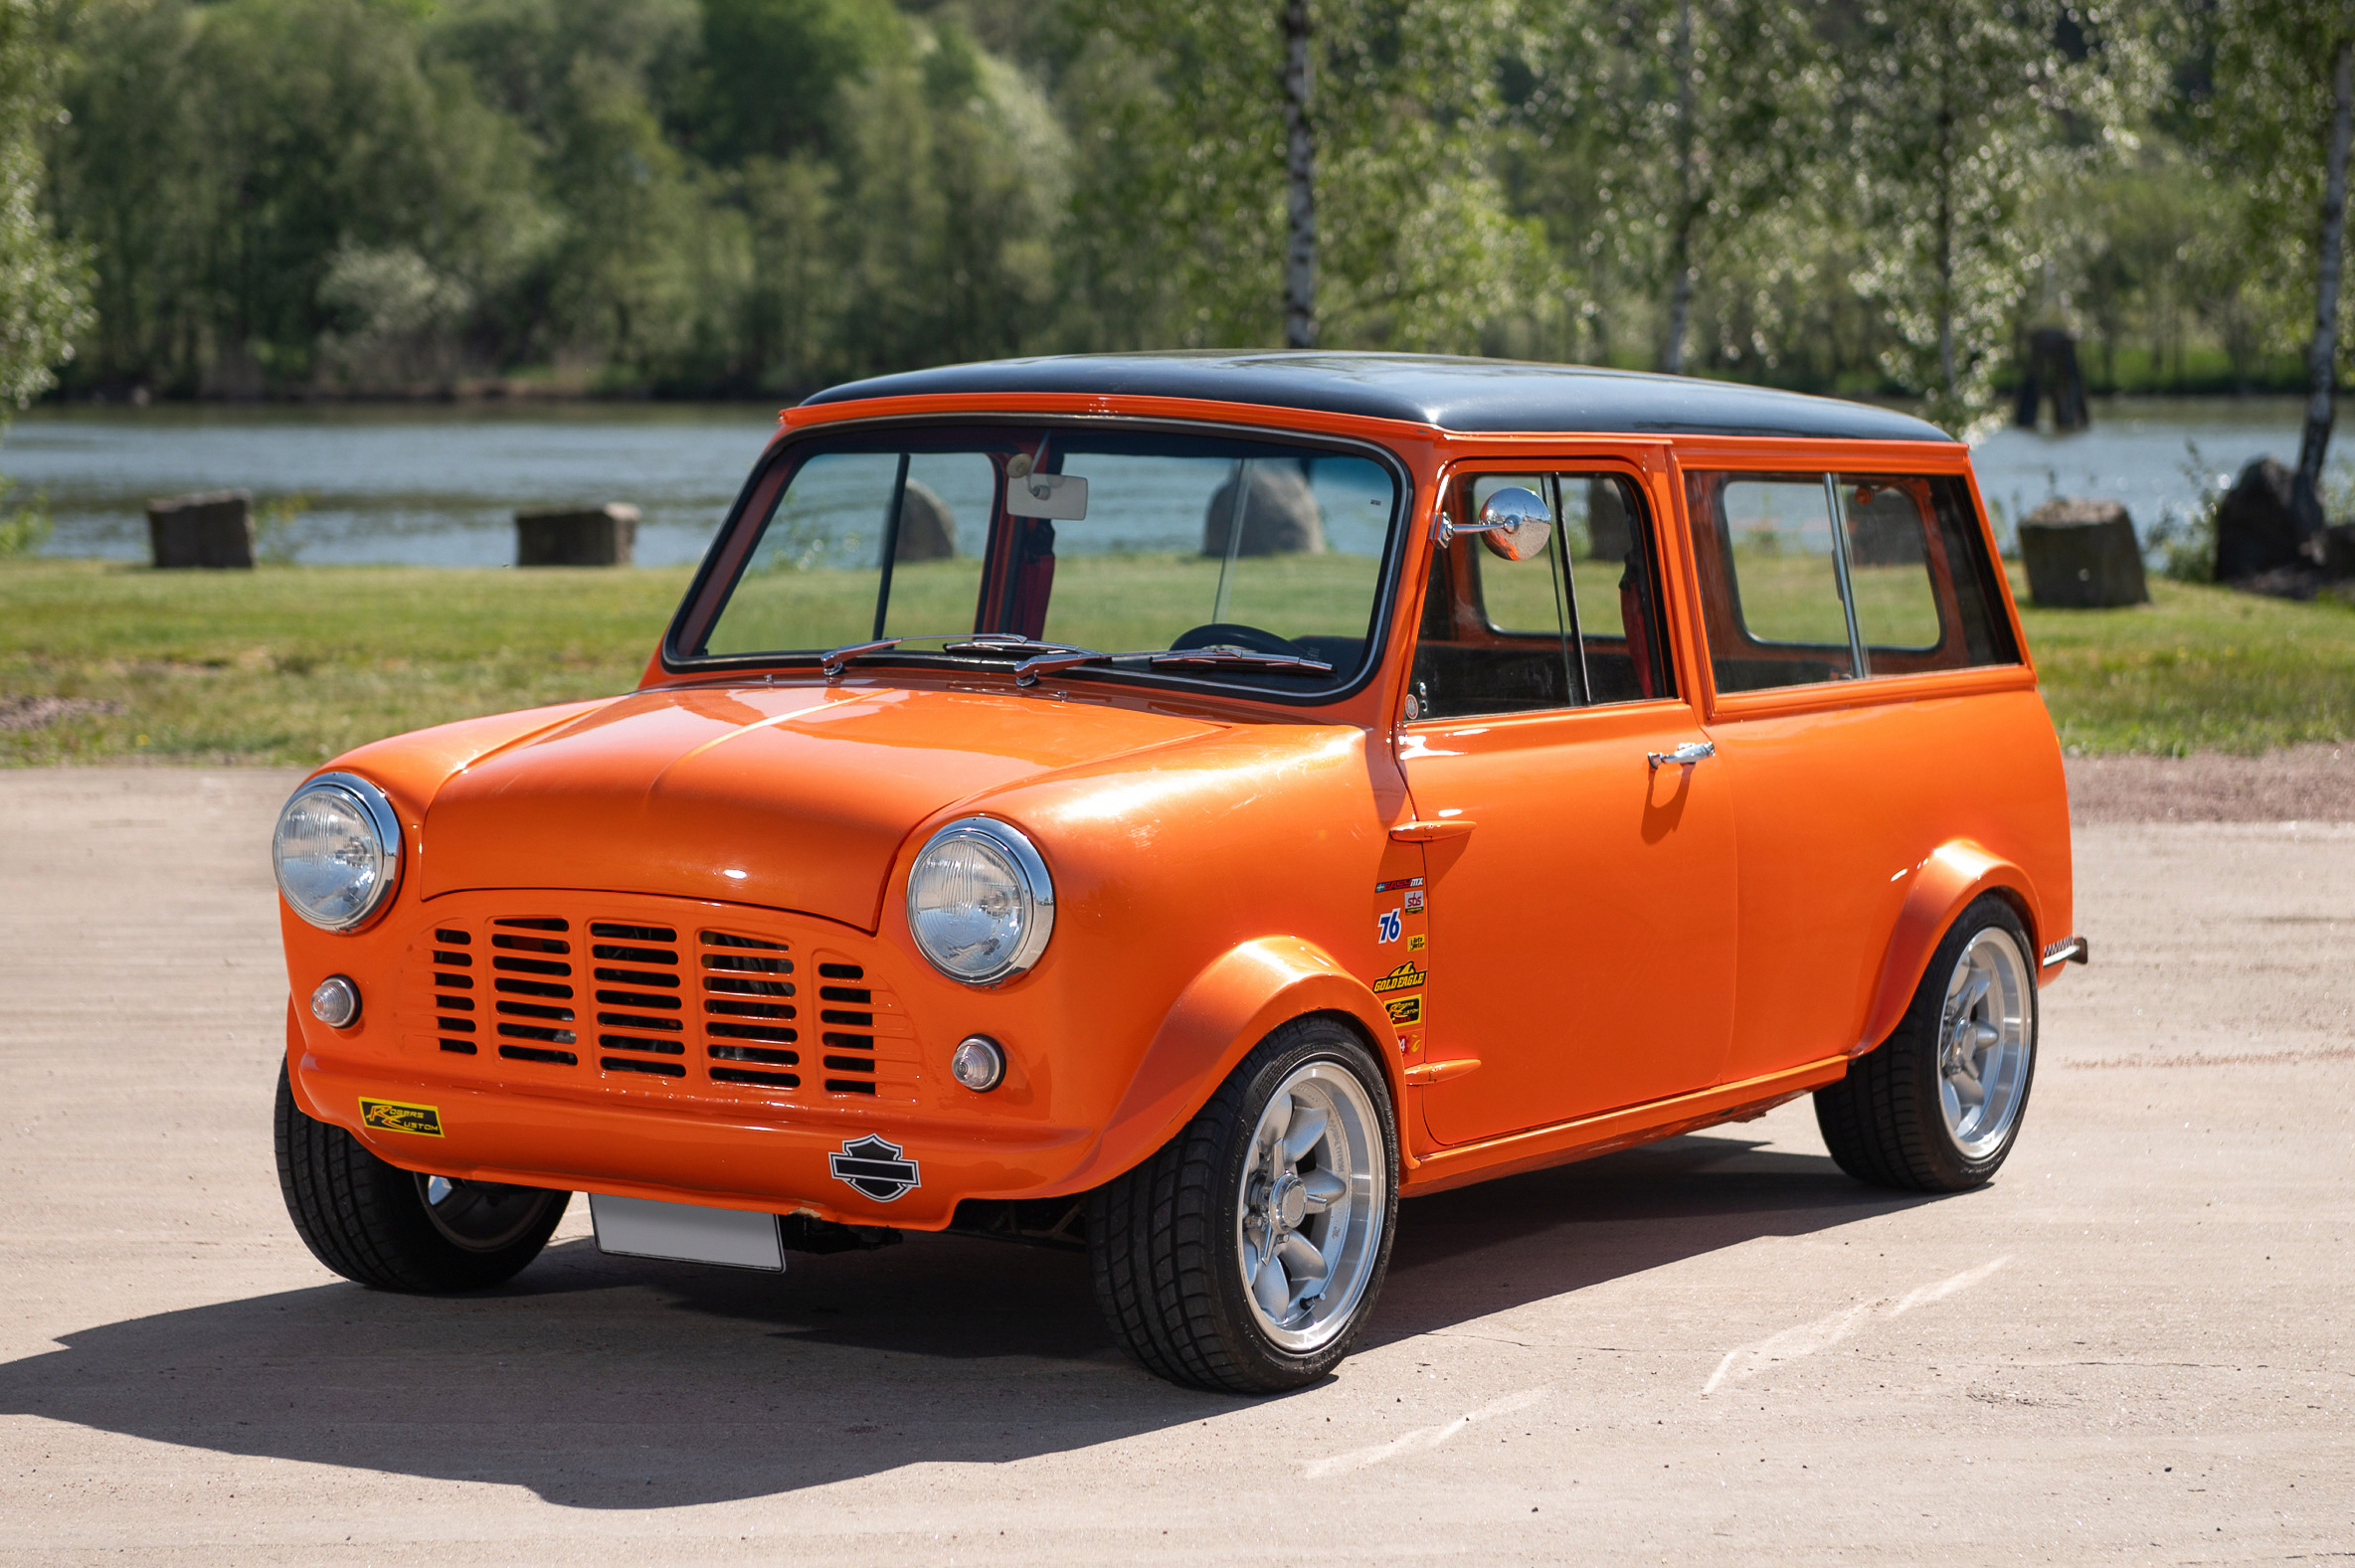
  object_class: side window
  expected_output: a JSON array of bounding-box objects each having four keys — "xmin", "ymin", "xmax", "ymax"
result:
[
  {"xmin": 1411, "ymin": 469, "xmax": 1676, "ymax": 721},
  {"xmin": 1688, "ymin": 470, "xmax": 2019, "ymax": 696}
]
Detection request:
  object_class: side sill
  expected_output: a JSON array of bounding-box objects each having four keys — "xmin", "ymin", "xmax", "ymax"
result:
[{"xmin": 1399, "ymin": 1055, "xmax": 1850, "ymax": 1197}]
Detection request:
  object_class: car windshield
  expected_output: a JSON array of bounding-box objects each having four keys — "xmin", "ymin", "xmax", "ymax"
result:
[{"xmin": 682, "ymin": 425, "xmax": 1403, "ymax": 696}]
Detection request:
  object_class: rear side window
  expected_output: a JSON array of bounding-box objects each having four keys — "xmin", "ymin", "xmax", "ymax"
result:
[{"xmin": 1688, "ymin": 470, "xmax": 2018, "ymax": 695}]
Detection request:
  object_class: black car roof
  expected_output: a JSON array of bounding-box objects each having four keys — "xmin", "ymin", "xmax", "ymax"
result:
[{"xmin": 799, "ymin": 351, "xmax": 1955, "ymax": 443}]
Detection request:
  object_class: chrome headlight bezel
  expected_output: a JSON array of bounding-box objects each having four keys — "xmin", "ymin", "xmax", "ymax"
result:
[
  {"xmin": 904, "ymin": 817, "xmax": 1055, "ymax": 985},
  {"xmin": 272, "ymin": 772, "xmax": 403, "ymax": 933}
]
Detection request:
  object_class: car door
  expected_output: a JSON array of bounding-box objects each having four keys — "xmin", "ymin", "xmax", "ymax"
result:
[{"xmin": 1394, "ymin": 463, "xmax": 1739, "ymax": 1147}]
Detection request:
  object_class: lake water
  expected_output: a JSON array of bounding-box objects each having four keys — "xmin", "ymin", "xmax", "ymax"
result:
[{"xmin": 2, "ymin": 395, "xmax": 2315, "ymax": 566}]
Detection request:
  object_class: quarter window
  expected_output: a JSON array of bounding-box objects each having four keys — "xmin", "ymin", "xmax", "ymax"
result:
[{"xmin": 1687, "ymin": 470, "xmax": 2019, "ymax": 695}]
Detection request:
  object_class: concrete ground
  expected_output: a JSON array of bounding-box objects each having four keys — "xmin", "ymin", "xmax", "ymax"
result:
[{"xmin": 0, "ymin": 768, "xmax": 2347, "ymax": 1565}]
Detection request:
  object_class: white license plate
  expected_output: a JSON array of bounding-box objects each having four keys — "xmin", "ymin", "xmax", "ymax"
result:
[{"xmin": 589, "ymin": 1193, "xmax": 785, "ymax": 1272}]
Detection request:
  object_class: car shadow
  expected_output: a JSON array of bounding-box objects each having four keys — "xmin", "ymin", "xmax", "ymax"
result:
[{"xmin": 0, "ymin": 1132, "xmax": 1933, "ymax": 1507}]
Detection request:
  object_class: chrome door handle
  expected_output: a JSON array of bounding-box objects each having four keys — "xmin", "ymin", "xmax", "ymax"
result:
[{"xmin": 1646, "ymin": 740, "xmax": 1716, "ymax": 771}]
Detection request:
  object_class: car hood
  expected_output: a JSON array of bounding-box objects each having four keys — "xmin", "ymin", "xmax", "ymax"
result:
[{"xmin": 418, "ymin": 684, "xmax": 1222, "ymax": 930}]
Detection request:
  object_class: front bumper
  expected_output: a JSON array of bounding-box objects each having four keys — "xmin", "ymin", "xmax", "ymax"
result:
[{"xmin": 289, "ymin": 1047, "xmax": 1089, "ymax": 1228}]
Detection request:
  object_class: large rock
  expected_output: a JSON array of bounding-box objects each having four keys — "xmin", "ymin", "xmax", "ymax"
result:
[
  {"xmin": 892, "ymin": 480, "xmax": 956, "ymax": 563},
  {"xmin": 2213, "ymin": 457, "xmax": 2313, "ymax": 582},
  {"xmin": 516, "ymin": 503, "xmax": 638, "ymax": 567},
  {"xmin": 2019, "ymin": 497, "xmax": 2149, "ymax": 609},
  {"xmin": 1202, "ymin": 464, "xmax": 1324, "ymax": 557},
  {"xmin": 146, "ymin": 490, "xmax": 254, "ymax": 569}
]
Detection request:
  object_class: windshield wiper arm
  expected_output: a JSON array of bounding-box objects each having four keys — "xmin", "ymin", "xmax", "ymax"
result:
[
  {"xmin": 1130, "ymin": 649, "xmax": 1335, "ymax": 675},
  {"xmin": 941, "ymin": 634, "xmax": 1096, "ymax": 658},
  {"xmin": 818, "ymin": 637, "xmax": 903, "ymax": 677}
]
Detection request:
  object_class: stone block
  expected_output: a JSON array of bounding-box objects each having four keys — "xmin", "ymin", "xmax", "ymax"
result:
[
  {"xmin": 146, "ymin": 490, "xmax": 254, "ymax": 569},
  {"xmin": 2214, "ymin": 457, "xmax": 2312, "ymax": 582},
  {"xmin": 516, "ymin": 503, "xmax": 639, "ymax": 567},
  {"xmin": 1203, "ymin": 464, "xmax": 1324, "ymax": 557},
  {"xmin": 892, "ymin": 480, "xmax": 956, "ymax": 563},
  {"xmin": 2019, "ymin": 497, "xmax": 2149, "ymax": 609}
]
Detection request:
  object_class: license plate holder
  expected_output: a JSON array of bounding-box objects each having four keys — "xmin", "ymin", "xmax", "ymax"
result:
[{"xmin": 589, "ymin": 1193, "xmax": 785, "ymax": 1272}]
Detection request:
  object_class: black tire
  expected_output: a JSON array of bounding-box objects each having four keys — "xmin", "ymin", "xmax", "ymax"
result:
[
  {"xmin": 1087, "ymin": 1016, "xmax": 1399, "ymax": 1394},
  {"xmin": 274, "ymin": 1064, "xmax": 567, "ymax": 1292},
  {"xmin": 1815, "ymin": 894, "xmax": 2040, "ymax": 1192}
]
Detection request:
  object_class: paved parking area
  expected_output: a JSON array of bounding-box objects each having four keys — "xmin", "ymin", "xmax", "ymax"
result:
[{"xmin": 1, "ymin": 769, "xmax": 2348, "ymax": 1564}]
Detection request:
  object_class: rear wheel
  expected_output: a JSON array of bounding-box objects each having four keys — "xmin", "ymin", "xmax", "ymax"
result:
[
  {"xmin": 1815, "ymin": 894, "xmax": 2038, "ymax": 1192},
  {"xmin": 274, "ymin": 1064, "xmax": 567, "ymax": 1291},
  {"xmin": 1088, "ymin": 1017, "xmax": 1398, "ymax": 1393}
]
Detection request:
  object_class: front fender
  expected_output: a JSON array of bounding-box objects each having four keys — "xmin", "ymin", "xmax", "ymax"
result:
[
  {"xmin": 1054, "ymin": 937, "xmax": 1408, "ymax": 1193},
  {"xmin": 1857, "ymin": 838, "xmax": 2044, "ymax": 1055}
]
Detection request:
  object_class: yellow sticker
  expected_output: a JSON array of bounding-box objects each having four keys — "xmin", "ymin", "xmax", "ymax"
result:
[
  {"xmin": 1407, "ymin": 934, "xmax": 1426, "ymax": 952},
  {"xmin": 1370, "ymin": 961, "xmax": 1426, "ymax": 994},
  {"xmin": 360, "ymin": 1098, "xmax": 444, "ymax": 1136},
  {"xmin": 1384, "ymin": 994, "xmax": 1422, "ymax": 1026}
]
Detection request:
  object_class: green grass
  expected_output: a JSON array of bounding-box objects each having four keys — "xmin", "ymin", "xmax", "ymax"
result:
[
  {"xmin": 0, "ymin": 560, "xmax": 692, "ymax": 765},
  {"xmin": 2017, "ymin": 570, "xmax": 2355, "ymax": 755},
  {"xmin": 3, "ymin": 557, "xmax": 2351, "ymax": 764}
]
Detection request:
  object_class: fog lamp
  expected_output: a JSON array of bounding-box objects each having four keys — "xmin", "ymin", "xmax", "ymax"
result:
[
  {"xmin": 310, "ymin": 974, "xmax": 362, "ymax": 1028},
  {"xmin": 950, "ymin": 1035, "xmax": 1005, "ymax": 1092}
]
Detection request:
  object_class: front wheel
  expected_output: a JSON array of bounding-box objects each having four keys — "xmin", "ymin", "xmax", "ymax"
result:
[
  {"xmin": 1088, "ymin": 1017, "xmax": 1399, "ymax": 1393},
  {"xmin": 1815, "ymin": 893, "xmax": 2039, "ymax": 1192},
  {"xmin": 274, "ymin": 1064, "xmax": 567, "ymax": 1292}
]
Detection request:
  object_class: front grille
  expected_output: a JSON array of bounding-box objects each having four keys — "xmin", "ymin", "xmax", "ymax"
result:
[{"xmin": 404, "ymin": 897, "xmax": 918, "ymax": 1106}]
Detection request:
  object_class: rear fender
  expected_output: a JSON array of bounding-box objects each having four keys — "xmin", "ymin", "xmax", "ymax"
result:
[
  {"xmin": 1058, "ymin": 937, "xmax": 1406, "ymax": 1192},
  {"xmin": 1858, "ymin": 840, "xmax": 2042, "ymax": 1055}
]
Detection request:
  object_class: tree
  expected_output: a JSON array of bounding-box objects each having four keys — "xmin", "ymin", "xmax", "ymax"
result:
[
  {"xmin": 2204, "ymin": 0, "xmax": 2355, "ymax": 538},
  {"xmin": 0, "ymin": 0, "xmax": 90, "ymax": 407},
  {"xmin": 1511, "ymin": 0, "xmax": 1824, "ymax": 375},
  {"xmin": 1056, "ymin": 0, "xmax": 1538, "ymax": 352}
]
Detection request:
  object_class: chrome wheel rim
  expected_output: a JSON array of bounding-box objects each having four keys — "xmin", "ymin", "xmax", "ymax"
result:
[
  {"xmin": 1234, "ymin": 1060, "xmax": 1385, "ymax": 1354},
  {"xmin": 1936, "ymin": 927, "xmax": 2033, "ymax": 1160},
  {"xmin": 417, "ymin": 1174, "xmax": 559, "ymax": 1253}
]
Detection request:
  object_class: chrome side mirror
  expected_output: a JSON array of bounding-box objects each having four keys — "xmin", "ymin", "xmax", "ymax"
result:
[{"xmin": 1435, "ymin": 485, "xmax": 1552, "ymax": 562}]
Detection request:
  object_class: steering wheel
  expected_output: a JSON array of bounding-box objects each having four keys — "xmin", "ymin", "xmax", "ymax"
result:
[{"xmin": 1170, "ymin": 622, "xmax": 1314, "ymax": 659}]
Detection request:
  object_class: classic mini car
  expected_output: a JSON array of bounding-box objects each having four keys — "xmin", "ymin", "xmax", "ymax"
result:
[{"xmin": 272, "ymin": 353, "xmax": 2083, "ymax": 1393}]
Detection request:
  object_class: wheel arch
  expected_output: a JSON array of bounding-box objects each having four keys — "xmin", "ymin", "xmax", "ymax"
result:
[
  {"xmin": 1857, "ymin": 840, "xmax": 2045, "ymax": 1057},
  {"xmin": 1055, "ymin": 936, "xmax": 1405, "ymax": 1194}
]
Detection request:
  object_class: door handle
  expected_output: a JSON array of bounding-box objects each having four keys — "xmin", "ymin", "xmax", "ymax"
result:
[{"xmin": 1646, "ymin": 740, "xmax": 1716, "ymax": 771}]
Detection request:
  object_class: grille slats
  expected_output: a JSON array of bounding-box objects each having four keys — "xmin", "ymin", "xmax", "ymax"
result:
[{"xmin": 414, "ymin": 915, "xmax": 910, "ymax": 1102}]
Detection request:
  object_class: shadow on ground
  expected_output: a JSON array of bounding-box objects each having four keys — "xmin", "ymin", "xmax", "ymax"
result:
[{"xmin": 0, "ymin": 1132, "xmax": 1929, "ymax": 1506}]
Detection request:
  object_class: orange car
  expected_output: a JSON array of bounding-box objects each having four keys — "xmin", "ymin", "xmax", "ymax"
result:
[{"xmin": 272, "ymin": 353, "xmax": 2081, "ymax": 1392}]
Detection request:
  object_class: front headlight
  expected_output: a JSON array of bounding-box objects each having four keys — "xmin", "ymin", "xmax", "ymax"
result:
[
  {"xmin": 272, "ymin": 772, "xmax": 402, "ymax": 932},
  {"xmin": 905, "ymin": 817, "xmax": 1054, "ymax": 984}
]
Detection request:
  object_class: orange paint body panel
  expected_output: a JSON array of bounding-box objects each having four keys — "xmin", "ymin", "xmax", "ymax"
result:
[{"xmin": 278, "ymin": 357, "xmax": 2076, "ymax": 1234}]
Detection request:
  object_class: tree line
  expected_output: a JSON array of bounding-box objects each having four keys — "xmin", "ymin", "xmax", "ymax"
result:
[{"xmin": 0, "ymin": 0, "xmax": 2350, "ymax": 433}]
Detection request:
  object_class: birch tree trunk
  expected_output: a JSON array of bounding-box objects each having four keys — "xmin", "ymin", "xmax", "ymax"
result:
[
  {"xmin": 1281, "ymin": 0, "xmax": 1317, "ymax": 349},
  {"xmin": 1658, "ymin": 0, "xmax": 1697, "ymax": 375},
  {"xmin": 2294, "ymin": 36, "xmax": 2355, "ymax": 544}
]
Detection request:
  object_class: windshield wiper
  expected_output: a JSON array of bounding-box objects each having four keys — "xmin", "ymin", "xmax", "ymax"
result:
[
  {"xmin": 821, "ymin": 635, "xmax": 1333, "ymax": 687},
  {"xmin": 816, "ymin": 631, "xmax": 1037, "ymax": 677},
  {"xmin": 1010, "ymin": 647, "xmax": 1337, "ymax": 687},
  {"xmin": 1132, "ymin": 649, "xmax": 1335, "ymax": 675},
  {"xmin": 940, "ymin": 635, "xmax": 1096, "ymax": 658}
]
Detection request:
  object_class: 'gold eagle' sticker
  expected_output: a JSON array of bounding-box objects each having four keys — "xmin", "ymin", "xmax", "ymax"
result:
[
  {"xmin": 1370, "ymin": 961, "xmax": 1426, "ymax": 995},
  {"xmin": 360, "ymin": 1098, "xmax": 444, "ymax": 1136}
]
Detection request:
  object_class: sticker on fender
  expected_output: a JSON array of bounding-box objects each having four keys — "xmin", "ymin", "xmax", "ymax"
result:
[
  {"xmin": 359, "ymin": 1098, "xmax": 444, "ymax": 1136},
  {"xmin": 1370, "ymin": 961, "xmax": 1426, "ymax": 994},
  {"xmin": 1384, "ymin": 994, "xmax": 1423, "ymax": 1025}
]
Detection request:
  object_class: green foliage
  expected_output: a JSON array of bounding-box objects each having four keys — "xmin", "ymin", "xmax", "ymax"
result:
[
  {"xmin": 16, "ymin": 0, "xmax": 2355, "ymax": 425},
  {"xmin": 0, "ymin": 479, "xmax": 49, "ymax": 556}
]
